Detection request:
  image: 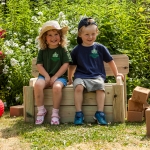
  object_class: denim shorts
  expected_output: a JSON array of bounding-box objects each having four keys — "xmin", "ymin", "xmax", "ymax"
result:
[{"xmin": 38, "ymin": 75, "xmax": 67, "ymax": 86}]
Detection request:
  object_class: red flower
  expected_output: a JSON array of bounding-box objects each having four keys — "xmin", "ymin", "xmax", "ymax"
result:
[
  {"xmin": 0, "ymin": 51, "xmax": 5, "ymax": 59},
  {"xmin": 0, "ymin": 29, "xmax": 6, "ymax": 38}
]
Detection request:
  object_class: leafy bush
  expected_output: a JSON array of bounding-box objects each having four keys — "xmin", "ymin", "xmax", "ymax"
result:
[{"xmin": 0, "ymin": 0, "xmax": 150, "ymax": 107}]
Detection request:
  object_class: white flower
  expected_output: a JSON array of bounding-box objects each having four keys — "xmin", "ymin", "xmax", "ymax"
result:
[
  {"xmin": 26, "ymin": 48, "xmax": 30, "ymax": 52},
  {"xmin": 59, "ymin": 12, "xmax": 65, "ymax": 19},
  {"xmin": 2, "ymin": 68, "xmax": 8, "ymax": 74},
  {"xmin": 31, "ymin": 16, "xmax": 39, "ymax": 23},
  {"xmin": 14, "ymin": 32, "xmax": 17, "ymax": 36},
  {"xmin": 70, "ymin": 29, "xmax": 77, "ymax": 35},
  {"xmin": 1, "ymin": 2, "xmax": 6, "ymax": 5},
  {"xmin": 25, "ymin": 41, "xmax": 30, "ymax": 46},
  {"xmin": 4, "ymin": 40, "xmax": 11, "ymax": 46},
  {"xmin": 59, "ymin": 12, "xmax": 64, "ymax": 17},
  {"xmin": 15, "ymin": 96, "xmax": 20, "ymax": 101},
  {"xmin": 38, "ymin": 27, "xmax": 42, "ymax": 33},
  {"xmin": 10, "ymin": 58, "xmax": 19, "ymax": 66},
  {"xmin": 3, "ymin": 65, "xmax": 9, "ymax": 74},
  {"xmin": 37, "ymin": 12, "xmax": 43, "ymax": 16},
  {"xmin": 28, "ymin": 39, "xmax": 33, "ymax": 43},
  {"xmin": 60, "ymin": 20, "xmax": 68, "ymax": 27},
  {"xmin": 13, "ymin": 43, "xmax": 19, "ymax": 48},
  {"xmin": 21, "ymin": 62, "xmax": 25, "ymax": 66},
  {"xmin": 4, "ymin": 48, "xmax": 14, "ymax": 55},
  {"xmin": 7, "ymin": 87, "xmax": 11, "ymax": 90},
  {"xmin": 21, "ymin": 45, "xmax": 25, "ymax": 50},
  {"xmin": 4, "ymin": 65, "xmax": 9, "ymax": 69}
]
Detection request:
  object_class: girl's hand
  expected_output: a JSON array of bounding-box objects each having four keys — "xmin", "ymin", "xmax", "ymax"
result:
[
  {"xmin": 45, "ymin": 75, "xmax": 51, "ymax": 87},
  {"xmin": 49, "ymin": 76, "xmax": 58, "ymax": 86}
]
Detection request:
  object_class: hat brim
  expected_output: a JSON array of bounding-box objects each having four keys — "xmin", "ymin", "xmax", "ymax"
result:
[
  {"xmin": 77, "ymin": 36, "xmax": 83, "ymax": 44},
  {"xmin": 39, "ymin": 26, "xmax": 68, "ymax": 38}
]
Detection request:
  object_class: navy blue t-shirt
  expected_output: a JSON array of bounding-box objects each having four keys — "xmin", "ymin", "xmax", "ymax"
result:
[{"xmin": 70, "ymin": 43, "xmax": 113, "ymax": 80}]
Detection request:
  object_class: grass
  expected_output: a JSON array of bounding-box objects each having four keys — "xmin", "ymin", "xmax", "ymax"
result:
[{"xmin": 0, "ymin": 111, "xmax": 150, "ymax": 150}]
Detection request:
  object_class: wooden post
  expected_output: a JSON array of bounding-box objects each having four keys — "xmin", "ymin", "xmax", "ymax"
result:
[
  {"xmin": 23, "ymin": 86, "xmax": 34, "ymax": 123},
  {"xmin": 113, "ymin": 84, "xmax": 125, "ymax": 123},
  {"xmin": 146, "ymin": 108, "xmax": 150, "ymax": 136}
]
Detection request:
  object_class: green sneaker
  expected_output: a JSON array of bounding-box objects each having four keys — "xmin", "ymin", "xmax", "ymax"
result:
[
  {"xmin": 94, "ymin": 111, "xmax": 108, "ymax": 125},
  {"xmin": 74, "ymin": 111, "xmax": 84, "ymax": 125}
]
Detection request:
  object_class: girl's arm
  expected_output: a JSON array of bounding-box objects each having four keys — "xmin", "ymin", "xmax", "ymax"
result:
[
  {"xmin": 54, "ymin": 63, "xmax": 69, "ymax": 78},
  {"xmin": 37, "ymin": 64, "xmax": 49, "ymax": 77},
  {"xmin": 50, "ymin": 63, "xmax": 69, "ymax": 85},
  {"xmin": 37, "ymin": 64, "xmax": 50, "ymax": 86}
]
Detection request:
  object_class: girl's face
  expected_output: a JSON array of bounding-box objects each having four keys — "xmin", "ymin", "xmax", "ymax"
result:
[
  {"xmin": 79, "ymin": 25, "xmax": 98, "ymax": 47},
  {"xmin": 46, "ymin": 30, "xmax": 61, "ymax": 49}
]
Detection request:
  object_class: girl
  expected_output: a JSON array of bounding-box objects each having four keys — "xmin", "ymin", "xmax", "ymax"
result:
[{"xmin": 34, "ymin": 20, "xmax": 72, "ymax": 125}]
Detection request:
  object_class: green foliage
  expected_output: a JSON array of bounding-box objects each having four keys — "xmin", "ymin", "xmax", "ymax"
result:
[{"xmin": 0, "ymin": 0, "xmax": 150, "ymax": 107}]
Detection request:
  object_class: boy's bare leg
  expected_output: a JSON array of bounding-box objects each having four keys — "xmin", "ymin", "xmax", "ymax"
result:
[
  {"xmin": 74, "ymin": 84, "xmax": 84, "ymax": 125},
  {"xmin": 94, "ymin": 90, "xmax": 107, "ymax": 125},
  {"xmin": 96, "ymin": 90, "xmax": 105, "ymax": 111},
  {"xmin": 74, "ymin": 84, "xmax": 84, "ymax": 111}
]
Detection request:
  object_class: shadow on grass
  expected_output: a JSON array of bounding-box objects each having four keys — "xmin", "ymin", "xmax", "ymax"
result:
[{"xmin": 1, "ymin": 111, "xmax": 150, "ymax": 142}]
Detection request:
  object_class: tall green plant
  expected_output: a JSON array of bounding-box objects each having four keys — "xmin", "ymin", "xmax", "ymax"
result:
[{"xmin": 0, "ymin": 0, "xmax": 150, "ymax": 107}]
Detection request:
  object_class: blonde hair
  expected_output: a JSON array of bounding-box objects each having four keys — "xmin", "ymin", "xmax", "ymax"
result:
[
  {"xmin": 78, "ymin": 18, "xmax": 99, "ymax": 36},
  {"xmin": 38, "ymin": 29, "xmax": 68, "ymax": 50}
]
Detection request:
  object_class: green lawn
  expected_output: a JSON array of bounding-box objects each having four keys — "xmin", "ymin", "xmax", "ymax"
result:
[{"xmin": 0, "ymin": 111, "xmax": 150, "ymax": 150}]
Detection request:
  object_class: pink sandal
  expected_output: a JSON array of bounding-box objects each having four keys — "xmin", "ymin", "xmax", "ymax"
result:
[
  {"xmin": 51, "ymin": 115, "xmax": 60, "ymax": 125},
  {"xmin": 35, "ymin": 110, "xmax": 47, "ymax": 125}
]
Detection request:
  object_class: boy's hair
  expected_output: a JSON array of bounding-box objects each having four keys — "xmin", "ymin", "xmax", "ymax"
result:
[
  {"xmin": 77, "ymin": 17, "xmax": 99, "ymax": 44},
  {"xmin": 38, "ymin": 29, "xmax": 68, "ymax": 49}
]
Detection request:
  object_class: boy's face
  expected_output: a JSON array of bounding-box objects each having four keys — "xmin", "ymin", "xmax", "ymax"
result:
[
  {"xmin": 79, "ymin": 25, "xmax": 98, "ymax": 47},
  {"xmin": 46, "ymin": 29, "xmax": 61, "ymax": 49}
]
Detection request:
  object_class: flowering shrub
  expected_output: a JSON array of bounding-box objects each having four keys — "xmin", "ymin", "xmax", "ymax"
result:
[{"xmin": 0, "ymin": 0, "xmax": 150, "ymax": 107}]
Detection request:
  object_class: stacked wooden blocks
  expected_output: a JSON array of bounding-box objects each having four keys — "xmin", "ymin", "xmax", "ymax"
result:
[{"xmin": 127, "ymin": 86, "xmax": 150, "ymax": 122}]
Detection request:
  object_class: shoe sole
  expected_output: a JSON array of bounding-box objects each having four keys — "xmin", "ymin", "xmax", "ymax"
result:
[
  {"xmin": 74, "ymin": 117, "xmax": 84, "ymax": 125},
  {"xmin": 93, "ymin": 116, "xmax": 108, "ymax": 125}
]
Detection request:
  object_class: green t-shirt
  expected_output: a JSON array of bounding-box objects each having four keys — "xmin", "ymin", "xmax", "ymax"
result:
[{"xmin": 36, "ymin": 46, "xmax": 72, "ymax": 78}]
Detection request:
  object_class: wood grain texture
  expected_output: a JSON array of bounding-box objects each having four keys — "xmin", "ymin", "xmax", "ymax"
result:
[{"xmin": 24, "ymin": 54, "xmax": 129, "ymax": 123}]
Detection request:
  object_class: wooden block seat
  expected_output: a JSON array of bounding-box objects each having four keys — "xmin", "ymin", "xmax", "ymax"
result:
[{"xmin": 23, "ymin": 54, "xmax": 129, "ymax": 123}]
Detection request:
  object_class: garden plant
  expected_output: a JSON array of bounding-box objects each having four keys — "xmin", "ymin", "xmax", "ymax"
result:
[
  {"xmin": 0, "ymin": 0, "xmax": 150, "ymax": 149},
  {"xmin": 0, "ymin": 0, "xmax": 150, "ymax": 107}
]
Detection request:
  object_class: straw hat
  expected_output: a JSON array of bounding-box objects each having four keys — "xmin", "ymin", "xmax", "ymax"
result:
[{"xmin": 38, "ymin": 20, "xmax": 68, "ymax": 38}]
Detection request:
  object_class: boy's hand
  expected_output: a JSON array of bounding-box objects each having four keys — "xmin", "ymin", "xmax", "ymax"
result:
[
  {"xmin": 68, "ymin": 78, "xmax": 73, "ymax": 85},
  {"xmin": 116, "ymin": 73, "xmax": 124, "ymax": 81}
]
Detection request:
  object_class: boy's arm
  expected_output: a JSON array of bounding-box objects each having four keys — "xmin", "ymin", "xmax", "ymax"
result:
[
  {"xmin": 108, "ymin": 60, "xmax": 124, "ymax": 81},
  {"xmin": 68, "ymin": 65, "xmax": 77, "ymax": 85}
]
